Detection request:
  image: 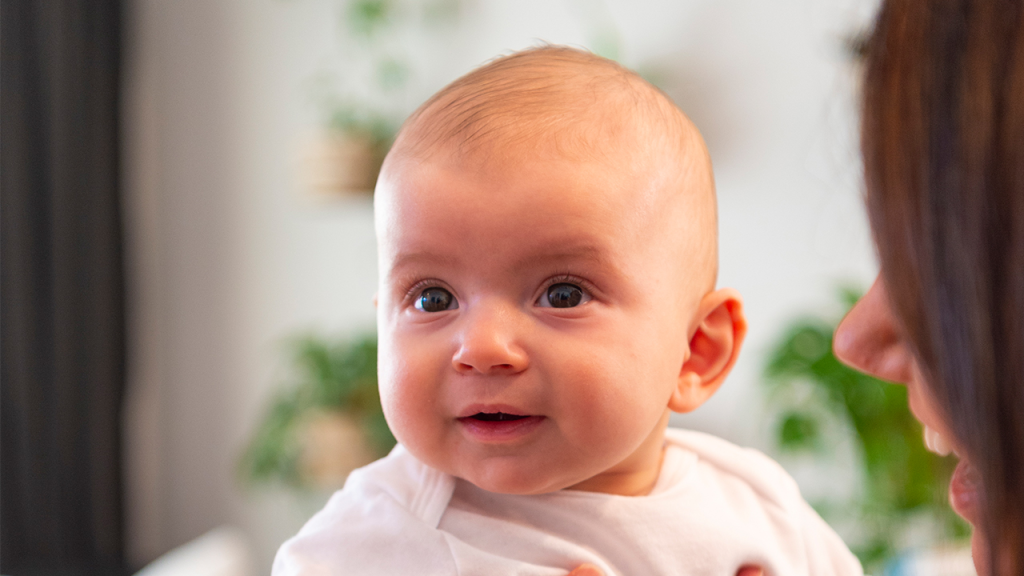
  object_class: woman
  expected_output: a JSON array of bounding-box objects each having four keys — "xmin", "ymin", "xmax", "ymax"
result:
[{"xmin": 834, "ymin": 0, "xmax": 1024, "ymax": 574}]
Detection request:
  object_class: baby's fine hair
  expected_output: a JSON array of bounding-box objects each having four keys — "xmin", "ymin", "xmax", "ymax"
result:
[{"xmin": 390, "ymin": 46, "xmax": 698, "ymax": 165}]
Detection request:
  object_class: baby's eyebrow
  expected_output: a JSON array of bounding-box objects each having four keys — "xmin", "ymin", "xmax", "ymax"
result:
[
  {"xmin": 388, "ymin": 251, "xmax": 458, "ymax": 276},
  {"xmin": 508, "ymin": 244, "xmax": 608, "ymax": 271},
  {"xmin": 386, "ymin": 243, "xmax": 622, "ymax": 286}
]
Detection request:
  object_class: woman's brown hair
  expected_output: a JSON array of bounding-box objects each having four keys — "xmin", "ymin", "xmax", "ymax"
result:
[{"xmin": 862, "ymin": 1, "xmax": 1024, "ymax": 573}]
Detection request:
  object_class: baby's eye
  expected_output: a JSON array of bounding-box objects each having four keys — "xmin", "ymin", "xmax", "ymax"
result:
[
  {"xmin": 415, "ymin": 287, "xmax": 458, "ymax": 312},
  {"xmin": 539, "ymin": 283, "xmax": 589, "ymax": 308}
]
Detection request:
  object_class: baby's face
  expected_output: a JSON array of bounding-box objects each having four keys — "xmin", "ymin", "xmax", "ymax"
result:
[{"xmin": 375, "ymin": 150, "xmax": 706, "ymax": 495}]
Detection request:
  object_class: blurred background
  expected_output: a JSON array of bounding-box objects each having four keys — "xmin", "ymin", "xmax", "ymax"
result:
[{"xmin": 1, "ymin": 0, "xmax": 973, "ymax": 575}]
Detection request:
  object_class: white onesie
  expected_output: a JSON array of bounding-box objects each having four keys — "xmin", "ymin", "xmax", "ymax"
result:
[{"xmin": 272, "ymin": 427, "xmax": 863, "ymax": 576}]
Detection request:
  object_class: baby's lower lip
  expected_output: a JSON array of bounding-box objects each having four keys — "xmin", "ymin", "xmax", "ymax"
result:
[
  {"xmin": 457, "ymin": 414, "xmax": 545, "ymax": 442},
  {"xmin": 950, "ymin": 458, "xmax": 981, "ymax": 525}
]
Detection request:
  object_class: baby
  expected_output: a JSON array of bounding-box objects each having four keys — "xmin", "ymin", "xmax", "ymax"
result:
[{"xmin": 274, "ymin": 47, "xmax": 863, "ymax": 576}]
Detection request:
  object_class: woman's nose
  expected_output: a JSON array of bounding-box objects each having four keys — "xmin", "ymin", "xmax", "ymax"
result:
[
  {"xmin": 451, "ymin": 301, "xmax": 529, "ymax": 375},
  {"xmin": 833, "ymin": 276, "xmax": 914, "ymax": 384}
]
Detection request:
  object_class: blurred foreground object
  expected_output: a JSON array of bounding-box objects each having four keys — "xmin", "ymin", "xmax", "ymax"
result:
[
  {"xmin": 241, "ymin": 334, "xmax": 394, "ymax": 489},
  {"xmin": 133, "ymin": 527, "xmax": 252, "ymax": 576},
  {"xmin": 763, "ymin": 288, "xmax": 967, "ymax": 571}
]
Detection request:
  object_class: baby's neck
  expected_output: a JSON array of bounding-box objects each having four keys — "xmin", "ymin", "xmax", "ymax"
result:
[{"xmin": 565, "ymin": 411, "xmax": 670, "ymax": 496}]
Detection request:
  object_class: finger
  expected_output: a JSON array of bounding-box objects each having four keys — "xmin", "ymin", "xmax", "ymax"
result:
[
  {"xmin": 736, "ymin": 566, "xmax": 763, "ymax": 576},
  {"xmin": 567, "ymin": 564, "xmax": 605, "ymax": 576}
]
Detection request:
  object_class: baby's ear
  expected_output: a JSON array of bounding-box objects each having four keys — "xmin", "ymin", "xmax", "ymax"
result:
[{"xmin": 668, "ymin": 288, "xmax": 747, "ymax": 413}]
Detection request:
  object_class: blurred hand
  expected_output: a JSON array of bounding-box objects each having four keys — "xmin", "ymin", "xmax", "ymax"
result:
[
  {"xmin": 567, "ymin": 565, "xmax": 604, "ymax": 576},
  {"xmin": 568, "ymin": 565, "xmax": 763, "ymax": 576}
]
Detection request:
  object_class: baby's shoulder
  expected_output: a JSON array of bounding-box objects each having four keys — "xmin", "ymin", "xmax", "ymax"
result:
[
  {"xmin": 271, "ymin": 445, "xmax": 459, "ymax": 576},
  {"xmin": 664, "ymin": 427, "xmax": 803, "ymax": 511},
  {"xmin": 664, "ymin": 428, "xmax": 864, "ymax": 576}
]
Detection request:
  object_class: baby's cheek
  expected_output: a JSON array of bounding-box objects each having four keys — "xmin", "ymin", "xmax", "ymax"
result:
[
  {"xmin": 378, "ymin": 342, "xmax": 436, "ymax": 439},
  {"xmin": 389, "ymin": 343, "xmax": 463, "ymax": 464},
  {"xmin": 602, "ymin": 363, "xmax": 671, "ymax": 434},
  {"xmin": 560, "ymin": 367, "xmax": 650, "ymax": 445}
]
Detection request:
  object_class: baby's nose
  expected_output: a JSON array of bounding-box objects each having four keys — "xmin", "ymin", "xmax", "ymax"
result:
[{"xmin": 451, "ymin": 303, "xmax": 529, "ymax": 375}]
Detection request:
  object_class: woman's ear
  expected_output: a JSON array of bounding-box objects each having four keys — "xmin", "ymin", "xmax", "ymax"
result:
[{"xmin": 668, "ymin": 288, "xmax": 747, "ymax": 413}]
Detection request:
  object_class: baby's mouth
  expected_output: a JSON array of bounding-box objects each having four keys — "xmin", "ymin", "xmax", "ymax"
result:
[
  {"xmin": 468, "ymin": 412, "xmax": 529, "ymax": 422},
  {"xmin": 457, "ymin": 410, "xmax": 545, "ymax": 442}
]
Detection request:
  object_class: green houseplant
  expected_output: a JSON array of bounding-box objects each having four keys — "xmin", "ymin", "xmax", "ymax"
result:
[
  {"xmin": 242, "ymin": 334, "xmax": 395, "ymax": 489},
  {"xmin": 763, "ymin": 289, "xmax": 968, "ymax": 570}
]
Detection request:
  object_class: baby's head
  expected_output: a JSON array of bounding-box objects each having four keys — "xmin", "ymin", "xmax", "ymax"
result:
[{"xmin": 374, "ymin": 47, "xmax": 746, "ymax": 496}]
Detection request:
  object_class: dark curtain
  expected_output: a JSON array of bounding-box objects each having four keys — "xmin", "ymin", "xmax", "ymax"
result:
[{"xmin": 1, "ymin": 1, "xmax": 126, "ymax": 575}]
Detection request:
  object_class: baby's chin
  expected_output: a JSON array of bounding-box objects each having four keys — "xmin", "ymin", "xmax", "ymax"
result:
[{"xmin": 452, "ymin": 461, "xmax": 590, "ymax": 495}]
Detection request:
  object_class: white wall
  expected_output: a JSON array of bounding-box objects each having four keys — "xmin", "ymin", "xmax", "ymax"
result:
[{"xmin": 122, "ymin": 0, "xmax": 880, "ymax": 572}]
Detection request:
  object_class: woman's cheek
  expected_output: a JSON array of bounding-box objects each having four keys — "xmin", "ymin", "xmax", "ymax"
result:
[{"xmin": 904, "ymin": 365, "xmax": 959, "ymax": 447}]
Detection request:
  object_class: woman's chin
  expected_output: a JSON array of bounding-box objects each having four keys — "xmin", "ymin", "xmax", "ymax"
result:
[{"xmin": 971, "ymin": 529, "xmax": 989, "ymax": 576}]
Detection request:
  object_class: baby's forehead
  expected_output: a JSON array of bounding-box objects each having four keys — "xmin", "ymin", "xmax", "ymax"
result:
[{"xmin": 380, "ymin": 142, "xmax": 712, "ymax": 262}]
